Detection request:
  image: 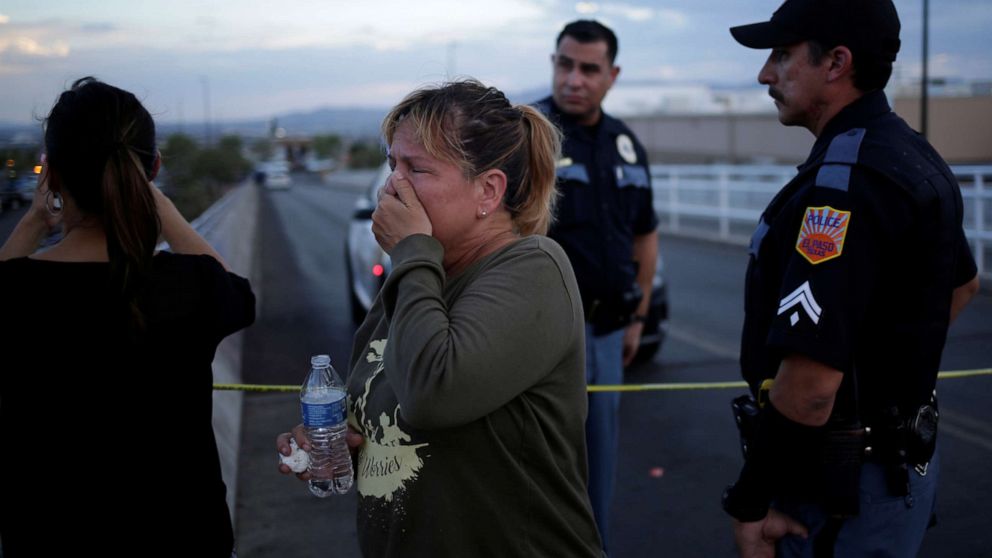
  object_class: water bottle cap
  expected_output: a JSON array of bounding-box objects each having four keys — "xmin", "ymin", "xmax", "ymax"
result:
[{"xmin": 311, "ymin": 354, "xmax": 331, "ymax": 367}]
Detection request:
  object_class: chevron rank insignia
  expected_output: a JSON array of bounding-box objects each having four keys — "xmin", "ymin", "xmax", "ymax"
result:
[
  {"xmin": 777, "ymin": 281, "xmax": 821, "ymax": 326},
  {"xmin": 796, "ymin": 206, "xmax": 850, "ymax": 264}
]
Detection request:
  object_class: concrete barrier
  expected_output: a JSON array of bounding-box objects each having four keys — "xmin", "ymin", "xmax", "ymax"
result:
[{"xmin": 192, "ymin": 182, "xmax": 260, "ymax": 523}]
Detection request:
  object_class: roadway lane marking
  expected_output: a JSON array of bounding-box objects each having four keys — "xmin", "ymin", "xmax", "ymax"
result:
[
  {"xmin": 938, "ymin": 409, "xmax": 992, "ymax": 438},
  {"xmin": 940, "ymin": 420, "xmax": 992, "ymax": 453},
  {"xmin": 942, "ymin": 409, "xmax": 992, "ymax": 436},
  {"xmin": 667, "ymin": 327, "xmax": 740, "ymax": 360}
]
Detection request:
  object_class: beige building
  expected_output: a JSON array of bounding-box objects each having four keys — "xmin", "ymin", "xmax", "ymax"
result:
[
  {"xmin": 626, "ymin": 95, "xmax": 992, "ymax": 165},
  {"xmin": 893, "ymin": 96, "xmax": 992, "ymax": 164}
]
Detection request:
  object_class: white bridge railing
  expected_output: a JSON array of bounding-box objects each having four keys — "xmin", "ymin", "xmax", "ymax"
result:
[{"xmin": 652, "ymin": 164, "xmax": 992, "ymax": 282}]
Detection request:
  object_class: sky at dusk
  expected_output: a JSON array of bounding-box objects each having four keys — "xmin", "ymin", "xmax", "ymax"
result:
[{"xmin": 1, "ymin": 0, "xmax": 989, "ymax": 124}]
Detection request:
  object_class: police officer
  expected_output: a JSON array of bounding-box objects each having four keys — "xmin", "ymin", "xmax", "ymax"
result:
[
  {"xmin": 536, "ymin": 20, "xmax": 659, "ymax": 549},
  {"xmin": 722, "ymin": 1, "xmax": 980, "ymax": 556}
]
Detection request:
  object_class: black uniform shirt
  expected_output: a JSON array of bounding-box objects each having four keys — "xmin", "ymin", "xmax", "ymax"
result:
[
  {"xmin": 537, "ymin": 96, "xmax": 658, "ymax": 321},
  {"xmin": 740, "ymin": 91, "xmax": 977, "ymax": 417}
]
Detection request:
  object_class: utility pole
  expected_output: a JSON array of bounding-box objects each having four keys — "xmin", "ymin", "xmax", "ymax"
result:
[
  {"xmin": 920, "ymin": 0, "xmax": 929, "ymax": 138},
  {"xmin": 177, "ymin": 98, "xmax": 184, "ymax": 135},
  {"xmin": 200, "ymin": 75, "xmax": 212, "ymax": 146}
]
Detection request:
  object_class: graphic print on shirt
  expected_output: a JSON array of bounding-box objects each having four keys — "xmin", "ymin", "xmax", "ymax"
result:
[
  {"xmin": 796, "ymin": 206, "xmax": 851, "ymax": 264},
  {"xmin": 353, "ymin": 338, "xmax": 429, "ymax": 503}
]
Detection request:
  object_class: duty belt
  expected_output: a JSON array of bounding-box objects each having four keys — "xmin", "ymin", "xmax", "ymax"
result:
[
  {"xmin": 864, "ymin": 398, "xmax": 939, "ymax": 475},
  {"xmin": 583, "ymin": 297, "xmax": 633, "ymax": 334}
]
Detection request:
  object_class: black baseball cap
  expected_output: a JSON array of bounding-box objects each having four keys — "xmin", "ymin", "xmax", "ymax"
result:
[{"xmin": 730, "ymin": 0, "xmax": 900, "ymax": 62}]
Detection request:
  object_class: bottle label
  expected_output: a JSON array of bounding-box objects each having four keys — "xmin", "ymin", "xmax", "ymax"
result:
[{"xmin": 301, "ymin": 392, "xmax": 346, "ymax": 427}]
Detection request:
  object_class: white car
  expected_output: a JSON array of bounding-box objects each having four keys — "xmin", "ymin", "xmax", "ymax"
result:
[
  {"xmin": 265, "ymin": 171, "xmax": 292, "ymax": 189},
  {"xmin": 344, "ymin": 163, "xmax": 669, "ymax": 364},
  {"xmin": 258, "ymin": 161, "xmax": 292, "ymax": 190},
  {"xmin": 345, "ymin": 164, "xmax": 391, "ymax": 324}
]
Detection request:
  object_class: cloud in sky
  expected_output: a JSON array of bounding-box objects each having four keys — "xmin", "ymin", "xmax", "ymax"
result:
[
  {"xmin": 0, "ymin": 36, "xmax": 70, "ymax": 58},
  {"xmin": 0, "ymin": 0, "xmax": 988, "ymax": 124},
  {"xmin": 641, "ymin": 59, "xmax": 760, "ymax": 83},
  {"xmin": 577, "ymin": 2, "xmax": 687, "ymax": 27},
  {"xmin": 2, "ymin": 0, "xmax": 550, "ymax": 53},
  {"xmin": 0, "ymin": 20, "xmax": 75, "ymax": 76}
]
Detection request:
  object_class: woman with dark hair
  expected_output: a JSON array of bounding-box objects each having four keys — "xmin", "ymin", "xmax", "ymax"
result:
[
  {"xmin": 0, "ymin": 77, "xmax": 255, "ymax": 556},
  {"xmin": 278, "ymin": 79, "xmax": 603, "ymax": 557}
]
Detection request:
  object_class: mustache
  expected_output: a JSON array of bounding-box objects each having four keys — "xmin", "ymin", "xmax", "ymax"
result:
[{"xmin": 768, "ymin": 88, "xmax": 785, "ymax": 103}]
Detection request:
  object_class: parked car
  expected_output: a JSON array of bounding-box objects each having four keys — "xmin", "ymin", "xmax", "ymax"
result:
[
  {"xmin": 635, "ymin": 255, "xmax": 670, "ymax": 365},
  {"xmin": 345, "ymin": 163, "xmax": 669, "ymax": 363},
  {"xmin": 257, "ymin": 161, "xmax": 292, "ymax": 190},
  {"xmin": 1, "ymin": 175, "xmax": 38, "ymax": 210},
  {"xmin": 265, "ymin": 170, "xmax": 292, "ymax": 190},
  {"xmin": 345, "ymin": 164, "xmax": 392, "ymax": 325}
]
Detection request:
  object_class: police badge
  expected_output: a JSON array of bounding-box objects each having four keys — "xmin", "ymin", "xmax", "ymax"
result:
[{"xmin": 616, "ymin": 134, "xmax": 637, "ymax": 164}]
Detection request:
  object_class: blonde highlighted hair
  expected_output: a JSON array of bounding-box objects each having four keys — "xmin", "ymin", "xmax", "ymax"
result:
[{"xmin": 382, "ymin": 79, "xmax": 561, "ymax": 235}]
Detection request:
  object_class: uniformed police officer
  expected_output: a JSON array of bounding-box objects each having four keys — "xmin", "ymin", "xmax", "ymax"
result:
[
  {"xmin": 722, "ymin": 1, "xmax": 980, "ymax": 556},
  {"xmin": 536, "ymin": 20, "xmax": 659, "ymax": 550}
]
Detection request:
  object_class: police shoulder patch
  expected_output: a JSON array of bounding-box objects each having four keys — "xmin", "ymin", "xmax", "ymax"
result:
[{"xmin": 796, "ymin": 206, "xmax": 851, "ymax": 264}]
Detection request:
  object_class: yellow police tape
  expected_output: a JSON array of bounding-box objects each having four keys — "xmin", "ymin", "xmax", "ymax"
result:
[{"xmin": 213, "ymin": 368, "xmax": 992, "ymax": 394}]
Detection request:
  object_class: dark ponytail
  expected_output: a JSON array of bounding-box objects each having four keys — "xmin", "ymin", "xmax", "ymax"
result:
[
  {"xmin": 45, "ymin": 77, "xmax": 161, "ymax": 333},
  {"xmin": 102, "ymin": 143, "xmax": 160, "ymax": 331}
]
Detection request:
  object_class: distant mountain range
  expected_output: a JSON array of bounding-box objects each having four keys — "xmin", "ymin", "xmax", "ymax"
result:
[
  {"xmin": 196, "ymin": 106, "xmax": 390, "ymax": 140},
  {"xmin": 0, "ymin": 106, "xmax": 392, "ymax": 145},
  {"xmin": 0, "ymin": 87, "xmax": 553, "ymax": 145},
  {"xmin": 186, "ymin": 85, "xmax": 550, "ymax": 140}
]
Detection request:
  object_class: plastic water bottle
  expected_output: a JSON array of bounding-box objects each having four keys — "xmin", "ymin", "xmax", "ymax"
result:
[{"xmin": 300, "ymin": 354, "xmax": 353, "ymax": 497}]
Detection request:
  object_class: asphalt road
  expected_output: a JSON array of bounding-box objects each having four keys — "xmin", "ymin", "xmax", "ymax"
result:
[
  {"xmin": 235, "ymin": 174, "xmax": 364, "ymax": 557},
  {"xmin": 230, "ymin": 171, "xmax": 992, "ymax": 557},
  {"xmin": 617, "ymin": 232, "xmax": 992, "ymax": 558},
  {"xmin": 6, "ymin": 171, "xmax": 982, "ymax": 557}
]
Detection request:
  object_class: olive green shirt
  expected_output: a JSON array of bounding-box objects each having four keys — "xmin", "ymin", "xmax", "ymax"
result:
[{"xmin": 347, "ymin": 234, "xmax": 602, "ymax": 557}]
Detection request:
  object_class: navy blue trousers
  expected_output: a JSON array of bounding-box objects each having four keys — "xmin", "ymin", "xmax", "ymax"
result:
[
  {"xmin": 776, "ymin": 450, "xmax": 939, "ymax": 557},
  {"xmin": 584, "ymin": 324, "xmax": 625, "ymax": 551}
]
